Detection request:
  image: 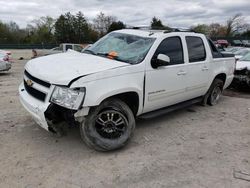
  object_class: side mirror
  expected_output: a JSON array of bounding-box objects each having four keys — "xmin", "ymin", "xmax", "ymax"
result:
[{"xmin": 154, "ymin": 54, "xmax": 170, "ymax": 68}]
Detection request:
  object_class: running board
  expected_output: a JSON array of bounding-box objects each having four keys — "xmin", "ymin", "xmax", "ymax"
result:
[{"xmin": 139, "ymin": 97, "xmax": 203, "ymax": 119}]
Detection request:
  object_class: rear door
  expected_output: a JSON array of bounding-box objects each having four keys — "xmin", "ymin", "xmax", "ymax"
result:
[{"xmin": 184, "ymin": 36, "xmax": 211, "ymax": 99}]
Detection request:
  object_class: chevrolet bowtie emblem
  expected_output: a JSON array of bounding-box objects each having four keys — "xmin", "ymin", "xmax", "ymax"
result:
[{"xmin": 26, "ymin": 79, "xmax": 33, "ymax": 86}]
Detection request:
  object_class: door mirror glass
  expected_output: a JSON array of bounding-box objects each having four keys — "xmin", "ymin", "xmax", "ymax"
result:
[{"xmin": 156, "ymin": 54, "xmax": 170, "ymax": 66}]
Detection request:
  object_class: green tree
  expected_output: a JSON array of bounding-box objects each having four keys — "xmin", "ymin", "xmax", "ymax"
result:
[
  {"xmin": 23, "ymin": 16, "xmax": 56, "ymax": 44},
  {"xmin": 241, "ymin": 30, "xmax": 250, "ymax": 37},
  {"xmin": 209, "ymin": 23, "xmax": 226, "ymax": 38},
  {"xmin": 55, "ymin": 12, "xmax": 90, "ymax": 43},
  {"xmin": 108, "ymin": 21, "xmax": 126, "ymax": 32},
  {"xmin": 93, "ymin": 12, "xmax": 116, "ymax": 36},
  {"xmin": 151, "ymin": 17, "xmax": 164, "ymax": 29},
  {"xmin": 191, "ymin": 24, "xmax": 210, "ymax": 35},
  {"xmin": 54, "ymin": 15, "xmax": 67, "ymax": 43},
  {"xmin": 73, "ymin": 12, "xmax": 90, "ymax": 43}
]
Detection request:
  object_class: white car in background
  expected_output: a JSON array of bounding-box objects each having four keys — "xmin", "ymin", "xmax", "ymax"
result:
[
  {"xmin": 236, "ymin": 53, "xmax": 250, "ymax": 71},
  {"xmin": 0, "ymin": 50, "xmax": 11, "ymax": 56},
  {"xmin": 0, "ymin": 50, "xmax": 12, "ymax": 59},
  {"xmin": 233, "ymin": 52, "xmax": 250, "ymax": 88},
  {"xmin": 0, "ymin": 53, "xmax": 11, "ymax": 72},
  {"xmin": 234, "ymin": 48, "xmax": 250, "ymax": 60},
  {"xmin": 32, "ymin": 43, "xmax": 84, "ymax": 58}
]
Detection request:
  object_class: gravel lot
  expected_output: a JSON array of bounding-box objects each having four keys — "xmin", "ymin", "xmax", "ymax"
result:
[{"xmin": 0, "ymin": 53, "xmax": 250, "ymax": 188}]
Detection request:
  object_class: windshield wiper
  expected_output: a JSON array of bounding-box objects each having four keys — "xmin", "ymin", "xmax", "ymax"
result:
[
  {"xmin": 96, "ymin": 52, "xmax": 109, "ymax": 56},
  {"xmin": 96, "ymin": 53, "xmax": 130, "ymax": 64},
  {"xmin": 83, "ymin": 49, "xmax": 96, "ymax": 55}
]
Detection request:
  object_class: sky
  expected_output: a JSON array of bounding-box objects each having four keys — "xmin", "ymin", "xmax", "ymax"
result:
[{"xmin": 0, "ymin": 0, "xmax": 250, "ymax": 28}]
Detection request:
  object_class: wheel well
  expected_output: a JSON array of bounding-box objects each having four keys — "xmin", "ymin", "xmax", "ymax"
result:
[
  {"xmin": 214, "ymin": 73, "xmax": 226, "ymax": 85},
  {"xmin": 106, "ymin": 92, "xmax": 139, "ymax": 116}
]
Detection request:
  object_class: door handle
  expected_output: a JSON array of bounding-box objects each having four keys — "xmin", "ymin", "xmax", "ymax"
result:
[
  {"xmin": 202, "ymin": 66, "xmax": 209, "ymax": 71},
  {"xmin": 177, "ymin": 71, "xmax": 187, "ymax": 76}
]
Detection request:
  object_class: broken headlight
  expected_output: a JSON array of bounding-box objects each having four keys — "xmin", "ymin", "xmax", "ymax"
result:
[{"xmin": 50, "ymin": 86, "xmax": 85, "ymax": 110}]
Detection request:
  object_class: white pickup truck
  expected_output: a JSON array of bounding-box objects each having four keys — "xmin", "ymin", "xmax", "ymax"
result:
[
  {"xmin": 32, "ymin": 43, "xmax": 84, "ymax": 58},
  {"xmin": 19, "ymin": 29, "xmax": 235, "ymax": 151}
]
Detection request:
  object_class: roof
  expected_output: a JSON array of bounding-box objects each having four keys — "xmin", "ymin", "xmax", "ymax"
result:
[{"xmin": 114, "ymin": 29, "xmax": 202, "ymax": 38}]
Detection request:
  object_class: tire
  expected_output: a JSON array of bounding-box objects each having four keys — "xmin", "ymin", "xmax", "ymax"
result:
[
  {"xmin": 80, "ymin": 99, "xmax": 136, "ymax": 151},
  {"xmin": 207, "ymin": 79, "xmax": 224, "ymax": 106}
]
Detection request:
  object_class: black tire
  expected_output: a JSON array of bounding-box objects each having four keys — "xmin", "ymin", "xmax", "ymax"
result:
[
  {"xmin": 80, "ymin": 99, "xmax": 135, "ymax": 151},
  {"xmin": 207, "ymin": 79, "xmax": 224, "ymax": 106}
]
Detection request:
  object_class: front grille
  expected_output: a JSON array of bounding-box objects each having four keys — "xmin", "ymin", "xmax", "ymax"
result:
[
  {"xmin": 24, "ymin": 79, "xmax": 47, "ymax": 101},
  {"xmin": 24, "ymin": 70, "xmax": 51, "ymax": 88}
]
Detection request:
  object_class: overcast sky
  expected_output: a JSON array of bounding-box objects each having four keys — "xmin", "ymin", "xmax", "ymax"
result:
[{"xmin": 0, "ymin": 0, "xmax": 250, "ymax": 28}]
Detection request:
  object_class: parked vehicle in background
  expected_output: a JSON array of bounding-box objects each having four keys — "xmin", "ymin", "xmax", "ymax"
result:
[
  {"xmin": 19, "ymin": 29, "xmax": 235, "ymax": 151},
  {"xmin": 32, "ymin": 43, "xmax": 84, "ymax": 58},
  {"xmin": 81, "ymin": 44, "xmax": 92, "ymax": 52},
  {"xmin": 234, "ymin": 48, "xmax": 250, "ymax": 60},
  {"xmin": 232, "ymin": 40, "xmax": 243, "ymax": 47},
  {"xmin": 225, "ymin": 47, "xmax": 243, "ymax": 53},
  {"xmin": 0, "ymin": 53, "xmax": 11, "ymax": 72},
  {"xmin": 216, "ymin": 40, "xmax": 229, "ymax": 48},
  {"xmin": 0, "ymin": 50, "xmax": 12, "ymax": 57},
  {"xmin": 242, "ymin": 40, "xmax": 250, "ymax": 47},
  {"xmin": 0, "ymin": 50, "xmax": 12, "ymax": 62},
  {"xmin": 232, "ymin": 52, "xmax": 250, "ymax": 89}
]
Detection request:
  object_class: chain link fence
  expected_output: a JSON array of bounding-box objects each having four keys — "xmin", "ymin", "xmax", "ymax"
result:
[{"xmin": 0, "ymin": 44, "xmax": 58, "ymax": 49}]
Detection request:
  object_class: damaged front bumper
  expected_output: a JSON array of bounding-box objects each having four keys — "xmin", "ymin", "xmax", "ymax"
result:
[
  {"xmin": 19, "ymin": 83, "xmax": 50, "ymax": 130},
  {"xmin": 19, "ymin": 82, "xmax": 89, "ymax": 134},
  {"xmin": 232, "ymin": 68, "xmax": 250, "ymax": 87}
]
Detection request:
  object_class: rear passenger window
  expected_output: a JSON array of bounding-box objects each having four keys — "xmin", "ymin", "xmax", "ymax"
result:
[
  {"xmin": 186, "ymin": 36, "xmax": 206, "ymax": 63},
  {"xmin": 153, "ymin": 37, "xmax": 184, "ymax": 65}
]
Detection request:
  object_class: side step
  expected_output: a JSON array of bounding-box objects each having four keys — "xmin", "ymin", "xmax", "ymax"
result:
[{"xmin": 139, "ymin": 97, "xmax": 203, "ymax": 119}]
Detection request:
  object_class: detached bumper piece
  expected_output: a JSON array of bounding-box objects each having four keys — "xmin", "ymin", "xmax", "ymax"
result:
[{"xmin": 45, "ymin": 104, "xmax": 79, "ymax": 136}]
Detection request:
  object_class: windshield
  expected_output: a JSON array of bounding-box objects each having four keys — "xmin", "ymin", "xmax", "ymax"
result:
[
  {"xmin": 240, "ymin": 52, "xmax": 250, "ymax": 61},
  {"xmin": 84, "ymin": 32, "xmax": 156, "ymax": 64}
]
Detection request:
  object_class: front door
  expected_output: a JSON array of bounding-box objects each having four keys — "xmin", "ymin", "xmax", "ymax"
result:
[{"xmin": 143, "ymin": 36, "xmax": 189, "ymax": 113}]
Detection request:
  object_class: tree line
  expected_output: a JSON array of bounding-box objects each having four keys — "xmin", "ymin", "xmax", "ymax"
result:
[
  {"xmin": 0, "ymin": 12, "xmax": 126, "ymax": 44},
  {"xmin": 0, "ymin": 12, "xmax": 249, "ymax": 45},
  {"xmin": 191, "ymin": 14, "xmax": 250, "ymax": 38}
]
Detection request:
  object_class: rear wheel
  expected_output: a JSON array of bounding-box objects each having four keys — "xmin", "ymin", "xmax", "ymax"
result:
[
  {"xmin": 207, "ymin": 79, "xmax": 224, "ymax": 106},
  {"xmin": 80, "ymin": 99, "xmax": 135, "ymax": 151}
]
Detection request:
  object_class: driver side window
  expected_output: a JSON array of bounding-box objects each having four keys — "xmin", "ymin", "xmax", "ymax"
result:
[{"xmin": 152, "ymin": 36, "xmax": 184, "ymax": 67}]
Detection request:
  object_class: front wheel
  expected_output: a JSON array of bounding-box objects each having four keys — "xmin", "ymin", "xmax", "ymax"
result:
[{"xmin": 80, "ymin": 99, "xmax": 135, "ymax": 151}]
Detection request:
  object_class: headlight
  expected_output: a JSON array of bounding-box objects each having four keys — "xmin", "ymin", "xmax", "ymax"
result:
[{"xmin": 50, "ymin": 86, "xmax": 85, "ymax": 110}]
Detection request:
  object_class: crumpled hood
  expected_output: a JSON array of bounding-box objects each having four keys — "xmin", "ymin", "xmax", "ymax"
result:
[
  {"xmin": 25, "ymin": 50, "xmax": 128, "ymax": 85},
  {"xmin": 236, "ymin": 60, "xmax": 250, "ymax": 71}
]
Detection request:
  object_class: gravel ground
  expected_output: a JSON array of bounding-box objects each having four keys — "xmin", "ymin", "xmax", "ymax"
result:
[{"xmin": 0, "ymin": 56, "xmax": 250, "ymax": 188}]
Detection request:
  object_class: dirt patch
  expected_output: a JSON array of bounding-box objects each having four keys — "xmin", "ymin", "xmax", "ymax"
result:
[{"xmin": 223, "ymin": 88, "xmax": 250, "ymax": 99}]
